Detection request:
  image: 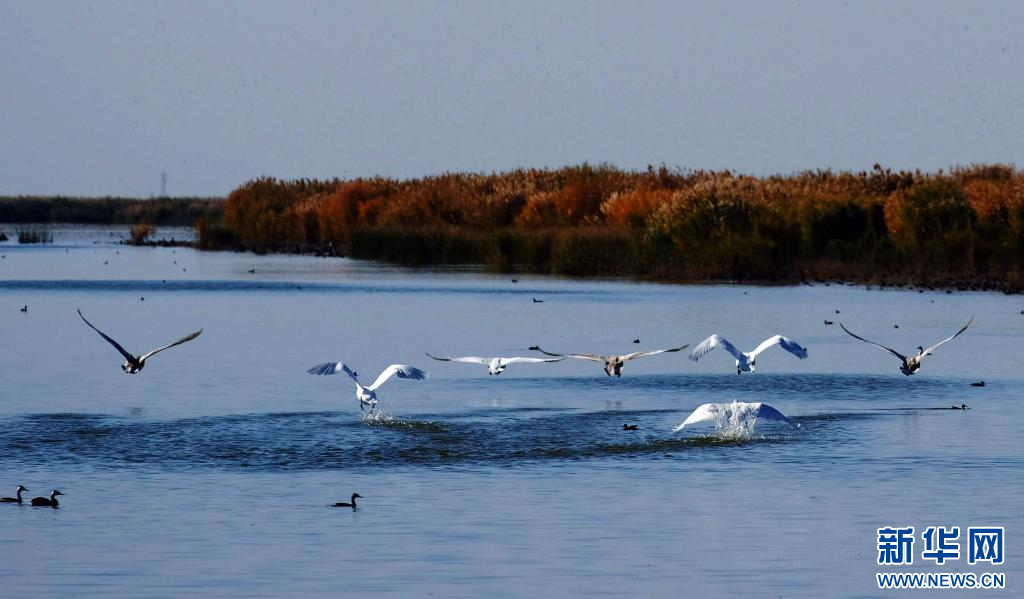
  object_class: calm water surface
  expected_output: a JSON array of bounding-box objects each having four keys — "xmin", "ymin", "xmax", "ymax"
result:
[{"xmin": 1, "ymin": 227, "xmax": 1021, "ymax": 597}]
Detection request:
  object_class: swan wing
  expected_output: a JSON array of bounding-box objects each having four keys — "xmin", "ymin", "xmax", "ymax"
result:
[
  {"xmin": 754, "ymin": 403, "xmax": 797, "ymax": 428},
  {"xmin": 77, "ymin": 308, "xmax": 136, "ymax": 362},
  {"xmin": 619, "ymin": 344, "xmax": 689, "ymax": 362},
  {"xmin": 672, "ymin": 403, "xmax": 725, "ymax": 431},
  {"xmin": 425, "ymin": 353, "xmax": 488, "ymax": 365},
  {"xmin": 502, "ymin": 356, "xmax": 566, "ymax": 364},
  {"xmin": 368, "ymin": 364, "xmax": 427, "ymax": 391},
  {"xmin": 689, "ymin": 335, "xmax": 743, "ymax": 362},
  {"xmin": 921, "ymin": 316, "xmax": 974, "ymax": 356},
  {"xmin": 307, "ymin": 362, "xmax": 361, "ymax": 385},
  {"xmin": 532, "ymin": 347, "xmax": 604, "ymax": 362},
  {"xmin": 750, "ymin": 335, "xmax": 808, "ymax": 360},
  {"xmin": 138, "ymin": 329, "xmax": 203, "ymax": 362},
  {"xmin": 839, "ymin": 323, "xmax": 907, "ymax": 361}
]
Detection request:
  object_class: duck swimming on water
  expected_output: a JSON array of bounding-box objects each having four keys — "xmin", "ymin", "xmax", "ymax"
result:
[
  {"xmin": 0, "ymin": 485, "xmax": 28, "ymax": 504},
  {"xmin": 331, "ymin": 493, "xmax": 362, "ymax": 508},
  {"xmin": 30, "ymin": 490, "xmax": 63, "ymax": 507}
]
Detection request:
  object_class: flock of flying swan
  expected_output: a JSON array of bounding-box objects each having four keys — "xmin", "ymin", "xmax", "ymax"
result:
[
  {"xmin": 1, "ymin": 307, "xmax": 973, "ymax": 511},
  {"xmin": 69, "ymin": 307, "xmax": 977, "ymax": 429}
]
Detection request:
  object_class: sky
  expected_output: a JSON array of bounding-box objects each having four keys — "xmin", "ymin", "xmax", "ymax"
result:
[{"xmin": 1, "ymin": 0, "xmax": 1022, "ymax": 197}]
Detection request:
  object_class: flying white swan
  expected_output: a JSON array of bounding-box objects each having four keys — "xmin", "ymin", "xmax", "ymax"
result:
[
  {"xmin": 689, "ymin": 335, "xmax": 807, "ymax": 374},
  {"xmin": 425, "ymin": 353, "xmax": 564, "ymax": 375},
  {"xmin": 673, "ymin": 401, "xmax": 797, "ymax": 432},
  {"xmin": 78, "ymin": 308, "xmax": 202, "ymax": 374},
  {"xmin": 531, "ymin": 344, "xmax": 689, "ymax": 377},
  {"xmin": 307, "ymin": 362, "xmax": 427, "ymax": 412},
  {"xmin": 840, "ymin": 316, "xmax": 973, "ymax": 376}
]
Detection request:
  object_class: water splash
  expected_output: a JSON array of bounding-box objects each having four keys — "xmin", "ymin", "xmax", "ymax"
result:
[
  {"xmin": 0, "ymin": 408, "xmax": 814, "ymax": 471},
  {"xmin": 674, "ymin": 401, "xmax": 798, "ymax": 438}
]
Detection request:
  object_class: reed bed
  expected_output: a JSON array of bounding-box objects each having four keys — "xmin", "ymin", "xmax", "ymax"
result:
[
  {"xmin": 16, "ymin": 228, "xmax": 54, "ymax": 244},
  {"xmin": 195, "ymin": 164, "xmax": 1024, "ymax": 289}
]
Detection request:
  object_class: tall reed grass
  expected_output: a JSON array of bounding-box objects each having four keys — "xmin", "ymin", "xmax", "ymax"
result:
[
  {"xmin": 195, "ymin": 163, "xmax": 1024, "ymax": 289},
  {"xmin": 16, "ymin": 228, "xmax": 54, "ymax": 244}
]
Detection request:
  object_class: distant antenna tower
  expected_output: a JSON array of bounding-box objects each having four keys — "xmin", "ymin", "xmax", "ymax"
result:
[{"xmin": 160, "ymin": 171, "xmax": 167, "ymax": 197}]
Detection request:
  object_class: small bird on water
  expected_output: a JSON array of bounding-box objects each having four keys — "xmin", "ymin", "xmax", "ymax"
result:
[
  {"xmin": 20, "ymin": 305, "xmax": 27, "ymax": 313},
  {"xmin": 331, "ymin": 493, "xmax": 362, "ymax": 508},
  {"xmin": 31, "ymin": 490, "xmax": 63, "ymax": 507},
  {"xmin": 622, "ymin": 424, "xmax": 639, "ymax": 431},
  {"xmin": 0, "ymin": 485, "xmax": 29, "ymax": 504},
  {"xmin": 971, "ymin": 381, "xmax": 986, "ymax": 387}
]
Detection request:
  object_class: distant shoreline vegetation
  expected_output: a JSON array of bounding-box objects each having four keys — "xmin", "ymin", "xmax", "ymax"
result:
[
  {"xmin": 0, "ymin": 195, "xmax": 223, "ymax": 226},
  {"xmin": 5, "ymin": 165, "xmax": 1024, "ymax": 292},
  {"xmin": 196, "ymin": 163, "xmax": 1024, "ymax": 292}
]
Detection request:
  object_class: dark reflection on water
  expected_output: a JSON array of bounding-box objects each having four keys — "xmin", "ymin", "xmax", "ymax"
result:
[
  {"xmin": 0, "ymin": 278, "xmax": 608, "ymax": 296},
  {"xmin": 0, "ymin": 373, "xmax": 988, "ymax": 471},
  {"xmin": 1, "ymin": 408, "xmax": 812, "ymax": 470}
]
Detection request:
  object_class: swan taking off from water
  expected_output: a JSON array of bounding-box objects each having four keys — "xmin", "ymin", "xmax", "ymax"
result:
[
  {"xmin": 307, "ymin": 362, "xmax": 427, "ymax": 412},
  {"xmin": 425, "ymin": 353, "xmax": 564, "ymax": 375},
  {"xmin": 531, "ymin": 344, "xmax": 688, "ymax": 377},
  {"xmin": 839, "ymin": 317, "xmax": 973, "ymax": 376},
  {"xmin": 77, "ymin": 308, "xmax": 202, "ymax": 374},
  {"xmin": 689, "ymin": 335, "xmax": 808, "ymax": 374},
  {"xmin": 673, "ymin": 401, "xmax": 797, "ymax": 432}
]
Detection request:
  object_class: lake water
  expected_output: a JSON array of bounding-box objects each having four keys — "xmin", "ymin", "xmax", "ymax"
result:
[{"xmin": 1, "ymin": 226, "xmax": 1020, "ymax": 597}]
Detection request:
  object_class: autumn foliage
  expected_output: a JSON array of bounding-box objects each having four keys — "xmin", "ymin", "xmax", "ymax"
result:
[{"xmin": 199, "ymin": 163, "xmax": 1024, "ymax": 289}]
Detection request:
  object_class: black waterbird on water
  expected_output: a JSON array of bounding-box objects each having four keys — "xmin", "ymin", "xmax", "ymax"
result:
[
  {"xmin": 0, "ymin": 485, "xmax": 28, "ymax": 504},
  {"xmin": 622, "ymin": 424, "xmax": 639, "ymax": 431},
  {"xmin": 332, "ymin": 493, "xmax": 362, "ymax": 508},
  {"xmin": 971, "ymin": 381, "xmax": 985, "ymax": 387},
  {"xmin": 31, "ymin": 490, "xmax": 63, "ymax": 507},
  {"xmin": 951, "ymin": 404, "xmax": 969, "ymax": 410}
]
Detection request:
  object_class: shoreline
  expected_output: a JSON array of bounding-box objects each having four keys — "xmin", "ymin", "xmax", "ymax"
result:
[{"xmin": 4, "ymin": 221, "xmax": 1016, "ymax": 293}]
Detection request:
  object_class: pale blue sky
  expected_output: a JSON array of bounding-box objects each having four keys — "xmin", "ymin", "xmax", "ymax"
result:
[{"xmin": 1, "ymin": 0, "xmax": 1021, "ymax": 196}]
